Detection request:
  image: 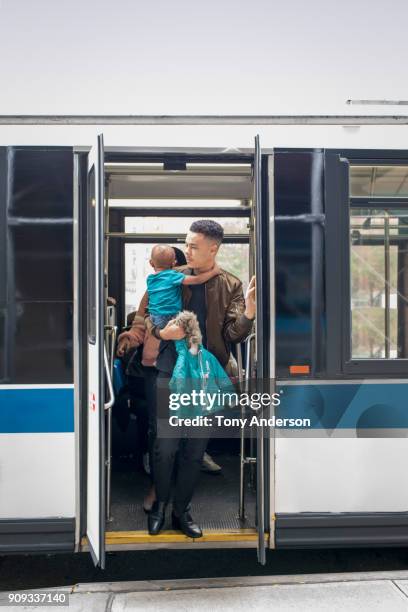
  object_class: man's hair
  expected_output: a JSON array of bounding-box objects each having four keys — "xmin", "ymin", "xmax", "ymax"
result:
[{"xmin": 189, "ymin": 220, "xmax": 224, "ymax": 246}]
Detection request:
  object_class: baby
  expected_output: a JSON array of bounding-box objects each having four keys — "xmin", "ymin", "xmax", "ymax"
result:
[{"xmin": 147, "ymin": 244, "xmax": 220, "ymax": 329}]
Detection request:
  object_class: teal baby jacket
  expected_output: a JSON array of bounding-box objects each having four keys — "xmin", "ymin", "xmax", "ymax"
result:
[{"xmin": 169, "ymin": 339, "xmax": 236, "ymax": 418}]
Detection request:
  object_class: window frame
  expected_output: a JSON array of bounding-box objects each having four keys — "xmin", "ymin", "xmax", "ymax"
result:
[
  {"xmin": 337, "ymin": 153, "xmax": 408, "ymax": 376},
  {"xmin": 108, "ymin": 204, "xmax": 251, "ymax": 330}
]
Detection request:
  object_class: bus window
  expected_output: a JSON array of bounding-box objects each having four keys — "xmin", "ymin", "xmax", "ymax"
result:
[
  {"xmin": 350, "ymin": 208, "xmax": 408, "ymax": 359},
  {"xmin": 350, "ymin": 165, "xmax": 408, "ymax": 198}
]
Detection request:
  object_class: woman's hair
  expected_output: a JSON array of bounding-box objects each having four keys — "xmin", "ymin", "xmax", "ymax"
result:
[{"xmin": 173, "ymin": 246, "xmax": 187, "ymax": 266}]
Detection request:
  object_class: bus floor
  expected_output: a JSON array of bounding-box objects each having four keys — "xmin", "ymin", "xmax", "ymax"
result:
[{"xmin": 108, "ymin": 453, "xmax": 256, "ymax": 533}]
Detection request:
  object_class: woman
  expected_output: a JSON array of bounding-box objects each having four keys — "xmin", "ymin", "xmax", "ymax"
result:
[{"xmin": 117, "ymin": 247, "xmax": 188, "ymax": 512}]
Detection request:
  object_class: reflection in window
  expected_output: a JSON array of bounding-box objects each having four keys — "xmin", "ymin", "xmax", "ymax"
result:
[
  {"xmin": 350, "ymin": 208, "xmax": 408, "ymax": 358},
  {"xmin": 350, "ymin": 166, "xmax": 408, "ymax": 198}
]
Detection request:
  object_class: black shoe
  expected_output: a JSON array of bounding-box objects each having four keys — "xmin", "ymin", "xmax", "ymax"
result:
[
  {"xmin": 148, "ymin": 501, "xmax": 166, "ymax": 535},
  {"xmin": 172, "ymin": 510, "xmax": 203, "ymax": 538}
]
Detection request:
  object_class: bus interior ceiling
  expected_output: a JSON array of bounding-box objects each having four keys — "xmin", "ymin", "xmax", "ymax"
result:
[{"xmin": 104, "ymin": 159, "xmax": 257, "ymax": 533}]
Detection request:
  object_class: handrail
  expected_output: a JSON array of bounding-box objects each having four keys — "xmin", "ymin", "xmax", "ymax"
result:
[
  {"xmin": 104, "ymin": 324, "xmax": 117, "ymax": 377},
  {"xmin": 254, "ymin": 133, "xmax": 266, "ymax": 565},
  {"xmin": 110, "ymin": 326, "xmax": 117, "ymax": 378},
  {"xmin": 238, "ymin": 333, "xmax": 256, "ymax": 521},
  {"xmin": 104, "ymin": 336, "xmax": 116, "ymax": 523},
  {"xmin": 245, "ymin": 333, "xmax": 256, "ymax": 391},
  {"xmin": 104, "ymin": 346, "xmax": 115, "ymax": 411}
]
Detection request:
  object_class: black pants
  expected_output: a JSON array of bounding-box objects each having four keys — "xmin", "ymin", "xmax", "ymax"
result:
[
  {"xmin": 152, "ymin": 370, "xmax": 209, "ymax": 516},
  {"xmin": 126, "ymin": 375, "xmax": 149, "ymax": 456},
  {"xmin": 143, "ymin": 366, "xmax": 159, "ymax": 481}
]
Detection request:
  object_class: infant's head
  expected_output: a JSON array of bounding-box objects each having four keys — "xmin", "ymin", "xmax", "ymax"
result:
[{"xmin": 150, "ymin": 244, "xmax": 176, "ymax": 270}]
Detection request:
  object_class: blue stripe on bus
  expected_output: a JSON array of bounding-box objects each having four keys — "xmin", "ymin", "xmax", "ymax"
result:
[
  {"xmin": 276, "ymin": 383, "xmax": 408, "ymax": 429},
  {"xmin": 0, "ymin": 388, "xmax": 74, "ymax": 433},
  {"xmin": 2, "ymin": 382, "xmax": 408, "ymax": 433}
]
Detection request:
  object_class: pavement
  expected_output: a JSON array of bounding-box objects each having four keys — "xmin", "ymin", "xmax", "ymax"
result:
[{"xmin": 2, "ymin": 570, "xmax": 408, "ymax": 611}]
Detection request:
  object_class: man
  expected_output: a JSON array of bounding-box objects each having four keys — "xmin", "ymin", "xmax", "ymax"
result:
[{"xmin": 118, "ymin": 220, "xmax": 256, "ymax": 537}]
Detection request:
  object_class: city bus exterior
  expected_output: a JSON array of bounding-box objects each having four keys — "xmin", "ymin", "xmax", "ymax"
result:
[{"xmin": 1, "ymin": 117, "xmax": 408, "ymax": 567}]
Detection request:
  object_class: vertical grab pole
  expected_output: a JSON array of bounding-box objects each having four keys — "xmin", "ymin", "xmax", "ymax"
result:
[
  {"xmin": 236, "ymin": 342, "xmax": 245, "ymax": 518},
  {"xmin": 105, "ymin": 325, "xmax": 116, "ymax": 522},
  {"xmin": 311, "ymin": 151, "xmax": 324, "ymax": 375},
  {"xmin": 110, "ymin": 326, "xmax": 117, "ymax": 378},
  {"xmin": 249, "ymin": 340, "xmax": 256, "ymax": 488},
  {"xmin": 238, "ymin": 342, "xmax": 245, "ymax": 520},
  {"xmin": 104, "ymin": 181, "xmax": 110, "ymax": 350},
  {"xmin": 254, "ymin": 134, "xmax": 266, "ymax": 565},
  {"xmin": 239, "ymin": 334, "xmax": 255, "ymax": 520},
  {"xmin": 384, "ymin": 211, "xmax": 391, "ymax": 358}
]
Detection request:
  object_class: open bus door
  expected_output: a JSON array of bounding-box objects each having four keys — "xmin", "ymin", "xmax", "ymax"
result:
[
  {"xmin": 253, "ymin": 135, "xmax": 267, "ymax": 564},
  {"xmin": 86, "ymin": 134, "xmax": 109, "ymax": 568}
]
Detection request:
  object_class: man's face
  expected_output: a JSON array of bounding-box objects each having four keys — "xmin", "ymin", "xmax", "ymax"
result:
[{"xmin": 185, "ymin": 231, "xmax": 219, "ymax": 269}]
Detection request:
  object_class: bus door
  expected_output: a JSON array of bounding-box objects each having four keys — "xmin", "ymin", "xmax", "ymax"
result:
[
  {"xmin": 86, "ymin": 134, "xmax": 113, "ymax": 569},
  {"xmin": 253, "ymin": 135, "xmax": 268, "ymax": 564}
]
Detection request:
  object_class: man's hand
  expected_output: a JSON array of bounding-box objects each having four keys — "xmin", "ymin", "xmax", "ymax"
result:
[
  {"xmin": 159, "ymin": 320, "xmax": 186, "ymax": 341},
  {"xmin": 244, "ymin": 275, "xmax": 256, "ymax": 320}
]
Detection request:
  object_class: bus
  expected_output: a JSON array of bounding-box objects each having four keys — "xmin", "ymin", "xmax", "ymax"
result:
[{"xmin": 1, "ymin": 116, "xmax": 408, "ymax": 568}]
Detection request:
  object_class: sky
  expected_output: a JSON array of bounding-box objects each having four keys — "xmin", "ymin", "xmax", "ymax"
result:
[{"xmin": 0, "ymin": 0, "xmax": 407, "ymax": 116}]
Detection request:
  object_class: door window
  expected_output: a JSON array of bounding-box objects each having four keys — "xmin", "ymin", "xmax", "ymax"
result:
[{"xmin": 87, "ymin": 165, "xmax": 96, "ymax": 343}]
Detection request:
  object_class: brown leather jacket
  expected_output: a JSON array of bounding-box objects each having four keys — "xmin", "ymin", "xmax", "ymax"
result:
[{"xmin": 144, "ymin": 266, "xmax": 254, "ymax": 368}]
